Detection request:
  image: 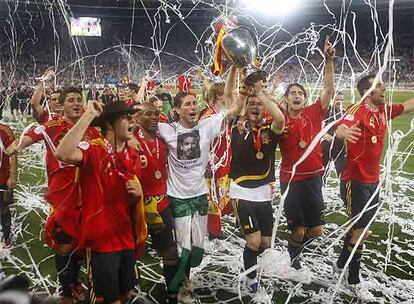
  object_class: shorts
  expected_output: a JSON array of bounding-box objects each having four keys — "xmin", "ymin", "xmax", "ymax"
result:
[
  {"xmin": 340, "ymin": 180, "xmax": 379, "ymax": 229},
  {"xmin": 233, "ymin": 199, "xmax": 273, "ymax": 236},
  {"xmin": 87, "ymin": 249, "xmax": 137, "ymax": 303},
  {"xmin": 281, "ymin": 176, "xmax": 325, "ymax": 230},
  {"xmin": 149, "ymin": 205, "xmax": 176, "ymax": 251}
]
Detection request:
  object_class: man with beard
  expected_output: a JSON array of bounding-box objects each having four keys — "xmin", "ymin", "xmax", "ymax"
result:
[
  {"xmin": 7, "ymin": 87, "xmax": 101, "ymax": 303},
  {"xmin": 135, "ymin": 102, "xmax": 179, "ymax": 304},
  {"xmin": 279, "ymin": 37, "xmax": 335, "ymax": 271},
  {"xmin": 228, "ymin": 81, "xmax": 285, "ymax": 292},
  {"xmin": 56, "ymin": 100, "xmax": 143, "ymax": 304},
  {"xmin": 333, "ymin": 75, "xmax": 414, "ymax": 300}
]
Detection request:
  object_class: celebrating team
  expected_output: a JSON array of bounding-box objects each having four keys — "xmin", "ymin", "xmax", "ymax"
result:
[{"xmin": 1, "ymin": 36, "xmax": 414, "ymax": 304}]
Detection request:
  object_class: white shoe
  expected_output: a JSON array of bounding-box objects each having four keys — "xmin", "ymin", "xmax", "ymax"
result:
[
  {"xmin": 349, "ymin": 283, "xmax": 375, "ymax": 302},
  {"xmin": 178, "ymin": 279, "xmax": 194, "ymax": 304},
  {"xmin": 246, "ymin": 278, "xmax": 259, "ymax": 293}
]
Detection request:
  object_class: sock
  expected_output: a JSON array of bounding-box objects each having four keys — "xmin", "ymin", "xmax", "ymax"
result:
[
  {"xmin": 243, "ymin": 246, "xmax": 259, "ymax": 279},
  {"xmin": 287, "ymin": 236, "xmax": 302, "ymax": 262},
  {"xmin": 337, "ymin": 234, "xmax": 352, "ymax": 269},
  {"xmin": 348, "ymin": 244, "xmax": 363, "ymax": 285},
  {"xmin": 164, "ymin": 259, "xmax": 179, "ymax": 294},
  {"xmin": 302, "ymin": 228, "xmax": 318, "ymax": 248}
]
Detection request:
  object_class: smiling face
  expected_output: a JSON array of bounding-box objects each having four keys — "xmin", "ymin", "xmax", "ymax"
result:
[
  {"xmin": 245, "ymin": 96, "xmax": 265, "ymax": 126},
  {"xmin": 286, "ymin": 85, "xmax": 306, "ymax": 112},
  {"xmin": 63, "ymin": 92, "xmax": 83, "ymax": 121}
]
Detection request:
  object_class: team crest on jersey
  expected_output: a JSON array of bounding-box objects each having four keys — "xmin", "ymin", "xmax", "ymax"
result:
[
  {"xmin": 34, "ymin": 125, "xmax": 46, "ymax": 135},
  {"xmin": 78, "ymin": 141, "xmax": 90, "ymax": 150}
]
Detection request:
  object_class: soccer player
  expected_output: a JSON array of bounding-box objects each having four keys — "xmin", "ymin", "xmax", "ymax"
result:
[
  {"xmin": 30, "ymin": 67, "xmax": 62, "ymax": 123},
  {"xmin": 56, "ymin": 100, "xmax": 143, "ymax": 304},
  {"xmin": 279, "ymin": 37, "xmax": 335, "ymax": 270},
  {"xmin": 7, "ymin": 87, "xmax": 100, "ymax": 303},
  {"xmin": 198, "ymin": 67, "xmax": 237, "ymax": 237},
  {"xmin": 229, "ymin": 82, "xmax": 285, "ymax": 292},
  {"xmin": 0, "ymin": 123, "xmax": 17, "ymax": 249},
  {"xmin": 322, "ymin": 92, "xmax": 346, "ymax": 180},
  {"xmin": 135, "ymin": 102, "xmax": 179, "ymax": 304},
  {"xmin": 157, "ymin": 77, "xmax": 244, "ymax": 297},
  {"xmin": 334, "ymin": 75, "xmax": 414, "ymax": 299}
]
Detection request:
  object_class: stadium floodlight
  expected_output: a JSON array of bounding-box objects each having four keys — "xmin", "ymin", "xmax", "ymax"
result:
[{"xmin": 239, "ymin": 0, "xmax": 300, "ymax": 17}]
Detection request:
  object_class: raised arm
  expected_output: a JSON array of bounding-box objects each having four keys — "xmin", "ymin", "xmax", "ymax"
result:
[
  {"xmin": 320, "ymin": 36, "xmax": 335, "ymax": 109},
  {"xmin": 55, "ymin": 101, "xmax": 102, "ymax": 164},
  {"xmin": 224, "ymin": 66, "xmax": 237, "ymax": 109},
  {"xmin": 31, "ymin": 82, "xmax": 45, "ymax": 120},
  {"xmin": 255, "ymin": 82, "xmax": 285, "ymax": 132},
  {"xmin": 134, "ymin": 78, "xmax": 148, "ymax": 104},
  {"xmin": 31, "ymin": 67, "xmax": 55, "ymax": 120},
  {"xmin": 402, "ymin": 97, "xmax": 414, "ymax": 114}
]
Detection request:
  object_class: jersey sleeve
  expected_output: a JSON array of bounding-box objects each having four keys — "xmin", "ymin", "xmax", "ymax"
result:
[
  {"xmin": 77, "ymin": 141, "xmax": 94, "ymax": 167},
  {"xmin": 201, "ymin": 112, "xmax": 227, "ymax": 142},
  {"xmin": 385, "ymin": 104, "xmax": 404, "ymax": 120},
  {"xmin": 304, "ymin": 98, "xmax": 327, "ymax": 121},
  {"xmin": 25, "ymin": 124, "xmax": 47, "ymax": 143},
  {"xmin": 0, "ymin": 126, "xmax": 15, "ymax": 148}
]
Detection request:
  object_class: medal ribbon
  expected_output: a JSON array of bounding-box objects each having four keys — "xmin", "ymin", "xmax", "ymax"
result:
[{"xmin": 252, "ymin": 127, "xmax": 263, "ymax": 152}]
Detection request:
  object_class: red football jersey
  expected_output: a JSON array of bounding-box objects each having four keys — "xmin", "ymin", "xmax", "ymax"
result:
[
  {"xmin": 134, "ymin": 129, "xmax": 168, "ymax": 210},
  {"xmin": 0, "ymin": 124, "xmax": 15, "ymax": 185},
  {"xmin": 78, "ymin": 138, "xmax": 141, "ymax": 253},
  {"xmin": 279, "ymin": 99, "xmax": 327, "ymax": 183},
  {"xmin": 177, "ymin": 75, "xmax": 192, "ymax": 92},
  {"xmin": 25, "ymin": 117, "xmax": 101, "ymax": 241},
  {"xmin": 339, "ymin": 101, "xmax": 404, "ymax": 183},
  {"xmin": 26, "ymin": 117, "xmax": 100, "ymax": 177}
]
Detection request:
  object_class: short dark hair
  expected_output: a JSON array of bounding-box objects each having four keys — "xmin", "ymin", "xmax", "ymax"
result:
[
  {"xmin": 284, "ymin": 83, "xmax": 307, "ymax": 99},
  {"xmin": 127, "ymin": 83, "xmax": 139, "ymax": 93},
  {"xmin": 58, "ymin": 87, "xmax": 82, "ymax": 104},
  {"xmin": 173, "ymin": 91, "xmax": 193, "ymax": 109},
  {"xmin": 357, "ymin": 74, "xmax": 376, "ymax": 97},
  {"xmin": 51, "ymin": 90, "xmax": 61, "ymax": 96}
]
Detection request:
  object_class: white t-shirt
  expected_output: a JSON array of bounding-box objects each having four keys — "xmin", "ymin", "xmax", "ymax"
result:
[{"xmin": 158, "ymin": 112, "xmax": 226, "ymax": 199}]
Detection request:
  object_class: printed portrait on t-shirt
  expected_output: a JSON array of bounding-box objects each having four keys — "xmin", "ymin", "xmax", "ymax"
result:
[{"xmin": 177, "ymin": 130, "xmax": 200, "ymax": 160}]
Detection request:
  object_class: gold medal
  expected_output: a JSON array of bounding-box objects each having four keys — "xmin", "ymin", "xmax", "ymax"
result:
[
  {"xmin": 256, "ymin": 151, "xmax": 264, "ymax": 160},
  {"xmin": 299, "ymin": 139, "xmax": 307, "ymax": 148},
  {"xmin": 154, "ymin": 170, "xmax": 162, "ymax": 179},
  {"xmin": 371, "ymin": 136, "xmax": 377, "ymax": 144}
]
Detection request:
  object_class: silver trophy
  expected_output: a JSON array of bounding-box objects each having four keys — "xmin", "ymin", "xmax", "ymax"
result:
[{"xmin": 221, "ymin": 27, "xmax": 266, "ymax": 86}]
